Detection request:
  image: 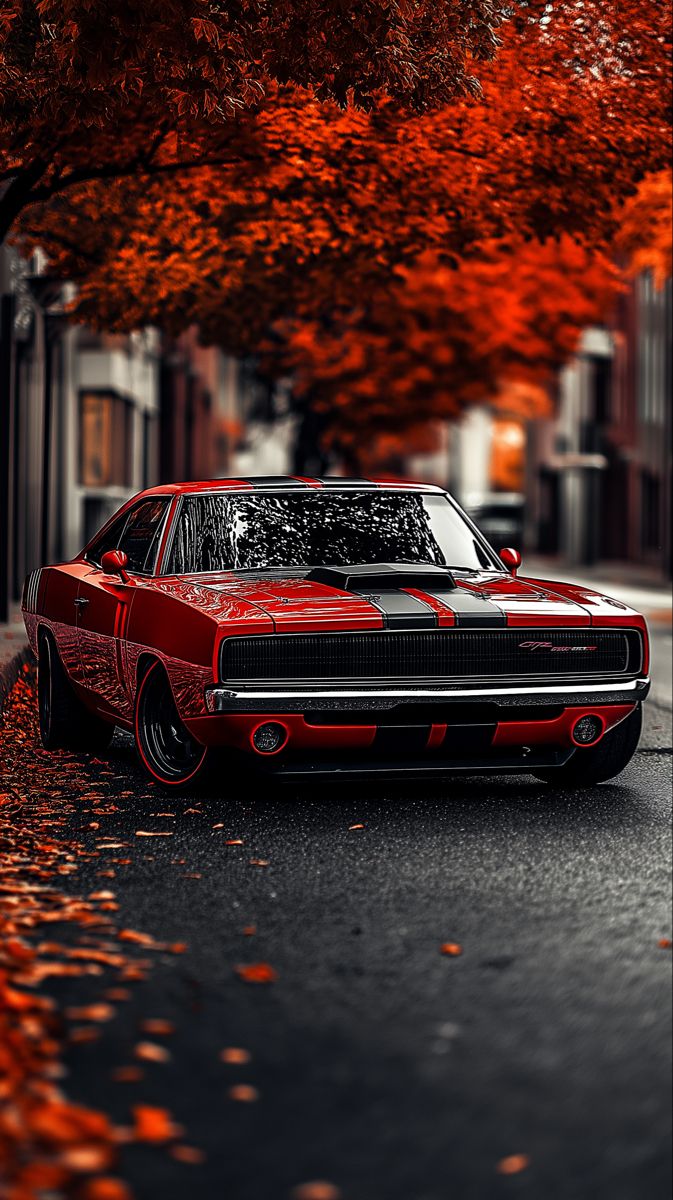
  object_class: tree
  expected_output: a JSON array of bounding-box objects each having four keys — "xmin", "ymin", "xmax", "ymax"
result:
[
  {"xmin": 617, "ymin": 170, "xmax": 673, "ymax": 287},
  {"xmin": 274, "ymin": 237, "xmax": 621, "ymax": 468},
  {"xmin": 12, "ymin": 1, "xmax": 673, "ymax": 465},
  {"xmin": 0, "ymin": 0, "xmax": 507, "ymax": 243}
]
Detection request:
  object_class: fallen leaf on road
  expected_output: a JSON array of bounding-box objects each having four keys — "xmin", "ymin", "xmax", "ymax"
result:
[
  {"xmin": 658, "ymin": 938, "xmax": 672, "ymax": 949},
  {"xmin": 81, "ymin": 1178, "xmax": 132, "ymax": 1200},
  {"xmin": 69, "ymin": 1028, "xmax": 101, "ymax": 1044},
  {"xmin": 132, "ymin": 1105, "xmax": 181, "ymax": 1142},
  {"xmin": 249, "ymin": 858, "xmax": 270, "ymax": 867},
  {"xmin": 118, "ymin": 929, "xmax": 156, "ymax": 947},
  {"xmin": 348, "ymin": 823, "xmax": 365, "ymax": 830},
  {"xmin": 235, "ymin": 962, "xmax": 278, "ymax": 984},
  {"xmin": 225, "ymin": 838, "xmax": 244, "ymax": 845},
  {"xmin": 134, "ymin": 1041, "xmax": 171, "ymax": 1063},
  {"xmin": 59, "ymin": 1144, "xmax": 113, "ymax": 1172},
  {"xmin": 243, "ymin": 925, "xmax": 257, "ymax": 936},
  {"xmin": 140, "ymin": 1018, "xmax": 175, "ymax": 1036},
  {"xmin": 291, "ymin": 1183, "xmax": 342, "ymax": 1200},
  {"xmin": 171, "ymin": 1144, "xmax": 206, "ymax": 1164},
  {"xmin": 135, "ymin": 830, "xmax": 173, "ymax": 837},
  {"xmin": 496, "ymin": 1154, "xmax": 531, "ymax": 1175},
  {"xmin": 228, "ymin": 1084, "xmax": 259, "ymax": 1102},
  {"xmin": 220, "ymin": 1047, "xmax": 251, "ymax": 1064},
  {"xmin": 112, "ymin": 1067, "xmax": 143, "ymax": 1083},
  {"xmin": 440, "ymin": 943, "xmax": 463, "ymax": 957},
  {"xmin": 65, "ymin": 1003, "xmax": 115, "ymax": 1023}
]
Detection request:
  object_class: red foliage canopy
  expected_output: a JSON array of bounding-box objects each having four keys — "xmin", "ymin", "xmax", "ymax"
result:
[
  {"xmin": 0, "ymin": 0, "xmax": 506, "ymax": 241},
  {"xmin": 11, "ymin": 1, "xmax": 673, "ymax": 448}
]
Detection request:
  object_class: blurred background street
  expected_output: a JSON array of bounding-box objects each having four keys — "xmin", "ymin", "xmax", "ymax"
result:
[{"xmin": 1, "ymin": 244, "xmax": 671, "ymax": 625}]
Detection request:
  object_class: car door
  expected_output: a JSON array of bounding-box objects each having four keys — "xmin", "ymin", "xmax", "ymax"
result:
[{"xmin": 76, "ymin": 498, "xmax": 170, "ymax": 717}]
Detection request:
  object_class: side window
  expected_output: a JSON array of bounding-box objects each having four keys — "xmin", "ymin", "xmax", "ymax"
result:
[
  {"xmin": 118, "ymin": 499, "xmax": 170, "ymax": 574},
  {"xmin": 85, "ymin": 511, "xmax": 130, "ymax": 566}
]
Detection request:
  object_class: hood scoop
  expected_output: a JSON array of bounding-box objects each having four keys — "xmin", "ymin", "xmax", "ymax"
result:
[{"xmin": 305, "ymin": 563, "xmax": 456, "ymax": 593}]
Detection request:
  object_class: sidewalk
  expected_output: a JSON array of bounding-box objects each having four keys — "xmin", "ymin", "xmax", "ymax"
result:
[{"xmin": 0, "ymin": 607, "xmax": 32, "ymax": 722}]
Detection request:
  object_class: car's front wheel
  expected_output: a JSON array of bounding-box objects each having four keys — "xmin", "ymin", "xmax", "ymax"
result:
[
  {"xmin": 38, "ymin": 632, "xmax": 115, "ymax": 752},
  {"xmin": 534, "ymin": 703, "xmax": 643, "ymax": 787},
  {"xmin": 135, "ymin": 661, "xmax": 209, "ymax": 787}
]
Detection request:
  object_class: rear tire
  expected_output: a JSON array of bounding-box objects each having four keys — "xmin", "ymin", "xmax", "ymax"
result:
[
  {"xmin": 534, "ymin": 704, "xmax": 642, "ymax": 787},
  {"xmin": 135, "ymin": 660, "xmax": 209, "ymax": 788},
  {"xmin": 38, "ymin": 632, "xmax": 115, "ymax": 752}
]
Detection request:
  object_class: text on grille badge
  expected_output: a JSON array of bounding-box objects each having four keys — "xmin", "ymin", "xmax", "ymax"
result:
[{"xmin": 518, "ymin": 641, "xmax": 598, "ymax": 652}]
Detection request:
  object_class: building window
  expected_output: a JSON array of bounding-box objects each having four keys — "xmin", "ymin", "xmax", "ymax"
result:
[{"xmin": 79, "ymin": 392, "xmax": 131, "ymax": 487}]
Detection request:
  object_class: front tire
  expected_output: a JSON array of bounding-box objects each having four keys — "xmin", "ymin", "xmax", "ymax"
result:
[
  {"xmin": 38, "ymin": 633, "xmax": 115, "ymax": 752},
  {"xmin": 135, "ymin": 661, "xmax": 209, "ymax": 788},
  {"xmin": 534, "ymin": 704, "xmax": 643, "ymax": 787}
]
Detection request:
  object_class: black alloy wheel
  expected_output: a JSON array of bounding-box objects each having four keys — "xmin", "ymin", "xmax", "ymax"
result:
[{"xmin": 135, "ymin": 661, "xmax": 208, "ymax": 786}]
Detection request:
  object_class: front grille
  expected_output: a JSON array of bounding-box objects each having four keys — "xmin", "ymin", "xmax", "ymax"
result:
[{"xmin": 221, "ymin": 629, "xmax": 641, "ymax": 684}]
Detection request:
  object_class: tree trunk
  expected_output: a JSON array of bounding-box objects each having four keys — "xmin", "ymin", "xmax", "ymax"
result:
[
  {"xmin": 291, "ymin": 395, "xmax": 330, "ymax": 476},
  {"xmin": 0, "ymin": 159, "xmax": 49, "ymax": 245}
]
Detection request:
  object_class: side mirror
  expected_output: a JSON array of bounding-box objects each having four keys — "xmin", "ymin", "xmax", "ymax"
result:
[
  {"xmin": 500, "ymin": 547, "xmax": 522, "ymax": 575},
  {"xmin": 101, "ymin": 549, "xmax": 130, "ymax": 583}
]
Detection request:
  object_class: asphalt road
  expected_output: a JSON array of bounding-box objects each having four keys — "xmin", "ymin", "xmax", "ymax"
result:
[{"xmin": 29, "ymin": 687, "xmax": 669, "ymax": 1200}]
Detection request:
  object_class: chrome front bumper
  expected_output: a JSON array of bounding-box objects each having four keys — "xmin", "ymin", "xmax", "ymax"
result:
[{"xmin": 205, "ymin": 677, "xmax": 650, "ymax": 714}]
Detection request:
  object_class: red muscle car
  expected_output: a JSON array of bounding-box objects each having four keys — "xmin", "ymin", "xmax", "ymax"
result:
[{"xmin": 22, "ymin": 477, "xmax": 649, "ymax": 789}]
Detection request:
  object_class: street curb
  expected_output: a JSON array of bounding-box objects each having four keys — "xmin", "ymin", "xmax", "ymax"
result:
[{"xmin": 0, "ymin": 644, "xmax": 34, "ymax": 725}]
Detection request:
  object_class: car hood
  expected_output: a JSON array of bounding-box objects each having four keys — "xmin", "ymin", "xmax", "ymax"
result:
[{"xmin": 157, "ymin": 569, "xmax": 636, "ymax": 631}]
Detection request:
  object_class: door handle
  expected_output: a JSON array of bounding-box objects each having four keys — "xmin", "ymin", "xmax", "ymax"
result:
[{"xmin": 74, "ymin": 597, "xmax": 89, "ymax": 607}]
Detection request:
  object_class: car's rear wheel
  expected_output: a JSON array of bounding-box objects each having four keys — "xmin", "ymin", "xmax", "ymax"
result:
[
  {"xmin": 533, "ymin": 704, "xmax": 642, "ymax": 787},
  {"xmin": 38, "ymin": 632, "xmax": 115, "ymax": 752},
  {"xmin": 135, "ymin": 661, "xmax": 209, "ymax": 787}
]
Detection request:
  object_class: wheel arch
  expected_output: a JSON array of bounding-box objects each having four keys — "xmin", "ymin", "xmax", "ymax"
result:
[
  {"xmin": 136, "ymin": 651, "xmax": 161, "ymax": 688},
  {"xmin": 36, "ymin": 622, "xmax": 54, "ymax": 650}
]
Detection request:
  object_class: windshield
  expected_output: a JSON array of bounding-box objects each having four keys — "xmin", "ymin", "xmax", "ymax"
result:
[{"xmin": 164, "ymin": 491, "xmax": 497, "ymax": 574}]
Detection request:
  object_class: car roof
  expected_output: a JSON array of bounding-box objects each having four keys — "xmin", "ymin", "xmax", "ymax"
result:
[{"xmin": 137, "ymin": 476, "xmax": 446, "ymax": 498}]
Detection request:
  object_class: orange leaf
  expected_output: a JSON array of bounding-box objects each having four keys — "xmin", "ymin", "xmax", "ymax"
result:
[
  {"xmin": 140, "ymin": 1018, "xmax": 175, "ymax": 1036},
  {"xmin": 81, "ymin": 1179, "xmax": 132, "ymax": 1200},
  {"xmin": 235, "ymin": 962, "xmax": 278, "ymax": 984},
  {"xmin": 228, "ymin": 1084, "xmax": 259, "ymax": 1102},
  {"xmin": 133, "ymin": 1104, "xmax": 181, "ymax": 1143},
  {"xmin": 171, "ymin": 1144, "xmax": 206, "ymax": 1163},
  {"xmin": 291, "ymin": 1184, "xmax": 342, "ymax": 1200},
  {"xmin": 134, "ymin": 1041, "xmax": 171, "ymax": 1063},
  {"xmin": 65, "ymin": 1003, "xmax": 115, "ymax": 1022},
  {"xmin": 440, "ymin": 943, "xmax": 463, "ymax": 957},
  {"xmin": 497, "ymin": 1154, "xmax": 531, "ymax": 1175},
  {"xmin": 220, "ymin": 1047, "xmax": 251, "ymax": 1064}
]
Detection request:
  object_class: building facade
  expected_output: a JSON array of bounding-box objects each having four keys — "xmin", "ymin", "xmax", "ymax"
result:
[
  {"xmin": 1, "ymin": 245, "xmax": 236, "ymax": 623},
  {"xmin": 525, "ymin": 273, "xmax": 672, "ymax": 578}
]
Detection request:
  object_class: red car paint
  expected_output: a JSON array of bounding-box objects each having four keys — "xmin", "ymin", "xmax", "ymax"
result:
[{"xmin": 22, "ymin": 477, "xmax": 649, "ymax": 779}]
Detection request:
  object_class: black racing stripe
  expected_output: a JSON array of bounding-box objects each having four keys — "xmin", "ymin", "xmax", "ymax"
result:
[
  {"xmin": 421, "ymin": 587, "xmax": 506, "ymax": 627},
  {"xmin": 315, "ymin": 477, "xmax": 378, "ymax": 488},
  {"xmin": 237, "ymin": 476, "xmax": 310, "ymax": 488},
  {"xmin": 353, "ymin": 588, "xmax": 437, "ymax": 629},
  {"xmin": 373, "ymin": 725, "xmax": 431, "ymax": 755}
]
